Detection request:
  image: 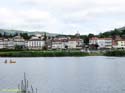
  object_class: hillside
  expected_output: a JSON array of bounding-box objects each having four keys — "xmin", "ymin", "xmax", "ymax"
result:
[
  {"xmin": 0, "ymin": 29, "xmax": 58, "ymax": 36},
  {"xmin": 99, "ymin": 26, "xmax": 125, "ymax": 38}
]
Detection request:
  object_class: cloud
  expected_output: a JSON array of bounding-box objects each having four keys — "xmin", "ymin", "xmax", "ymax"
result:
[
  {"xmin": 0, "ymin": 8, "xmax": 54, "ymax": 31},
  {"xmin": 0, "ymin": 0, "xmax": 125, "ymax": 34}
]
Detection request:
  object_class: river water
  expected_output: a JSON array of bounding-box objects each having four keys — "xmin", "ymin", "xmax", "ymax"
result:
[{"xmin": 0, "ymin": 56, "xmax": 125, "ymax": 93}]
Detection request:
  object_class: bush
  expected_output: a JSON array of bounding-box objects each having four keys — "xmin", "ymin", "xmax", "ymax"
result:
[
  {"xmin": 0, "ymin": 51, "xmax": 89, "ymax": 57},
  {"xmin": 104, "ymin": 50, "xmax": 125, "ymax": 56}
]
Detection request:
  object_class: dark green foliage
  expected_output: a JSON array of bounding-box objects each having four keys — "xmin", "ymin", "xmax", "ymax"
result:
[
  {"xmin": 20, "ymin": 33, "xmax": 31, "ymax": 40},
  {"xmin": 0, "ymin": 51, "xmax": 89, "ymax": 57},
  {"xmin": 15, "ymin": 45, "xmax": 24, "ymax": 50},
  {"xmin": 0, "ymin": 33, "xmax": 2, "ymax": 37},
  {"xmin": 104, "ymin": 50, "xmax": 125, "ymax": 56},
  {"xmin": 99, "ymin": 28, "xmax": 124, "ymax": 38},
  {"xmin": 88, "ymin": 33, "xmax": 95, "ymax": 38},
  {"xmin": 43, "ymin": 32, "xmax": 47, "ymax": 41}
]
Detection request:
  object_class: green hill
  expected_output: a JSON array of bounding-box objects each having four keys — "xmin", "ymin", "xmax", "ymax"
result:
[{"xmin": 0, "ymin": 29, "xmax": 58, "ymax": 36}]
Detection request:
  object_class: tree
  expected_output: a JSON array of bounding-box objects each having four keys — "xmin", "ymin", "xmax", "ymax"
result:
[
  {"xmin": 84, "ymin": 36, "xmax": 89, "ymax": 44},
  {"xmin": 95, "ymin": 44, "xmax": 99, "ymax": 50},
  {"xmin": 43, "ymin": 32, "xmax": 47, "ymax": 41},
  {"xmin": 0, "ymin": 33, "xmax": 2, "ymax": 37},
  {"xmin": 88, "ymin": 33, "xmax": 94, "ymax": 38},
  {"xmin": 15, "ymin": 45, "xmax": 24, "ymax": 50},
  {"xmin": 20, "ymin": 33, "xmax": 30, "ymax": 40},
  {"xmin": 43, "ymin": 33, "xmax": 48, "ymax": 50},
  {"xmin": 14, "ymin": 32, "xmax": 18, "ymax": 36}
]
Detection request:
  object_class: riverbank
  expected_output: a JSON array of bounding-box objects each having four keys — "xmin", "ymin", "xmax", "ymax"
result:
[
  {"xmin": 104, "ymin": 50, "xmax": 125, "ymax": 57},
  {"xmin": 0, "ymin": 51, "xmax": 91, "ymax": 57},
  {"xmin": 1, "ymin": 50, "xmax": 124, "ymax": 57}
]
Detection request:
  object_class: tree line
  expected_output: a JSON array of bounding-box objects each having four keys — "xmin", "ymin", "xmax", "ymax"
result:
[
  {"xmin": 0, "ymin": 28, "xmax": 125, "ymax": 44},
  {"xmin": 0, "ymin": 32, "xmax": 31, "ymax": 40}
]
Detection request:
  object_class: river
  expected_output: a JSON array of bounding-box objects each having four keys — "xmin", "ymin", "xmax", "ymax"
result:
[{"xmin": 0, "ymin": 56, "xmax": 125, "ymax": 93}]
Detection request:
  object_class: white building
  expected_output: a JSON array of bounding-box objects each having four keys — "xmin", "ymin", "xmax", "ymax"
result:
[
  {"xmin": 27, "ymin": 36, "xmax": 45, "ymax": 50},
  {"xmin": 89, "ymin": 37, "xmax": 112, "ymax": 49},
  {"xmin": 13, "ymin": 36, "xmax": 25, "ymax": 46},
  {"xmin": 0, "ymin": 38, "xmax": 4, "ymax": 49},
  {"xmin": 52, "ymin": 39, "xmax": 68, "ymax": 49},
  {"xmin": 0, "ymin": 38, "xmax": 13, "ymax": 49},
  {"xmin": 0, "ymin": 36, "xmax": 26, "ymax": 49},
  {"xmin": 112, "ymin": 40, "xmax": 125, "ymax": 49},
  {"xmin": 7, "ymin": 38, "xmax": 14, "ymax": 49},
  {"xmin": 52, "ymin": 38, "xmax": 83, "ymax": 49},
  {"xmin": 68, "ymin": 39, "xmax": 83, "ymax": 49},
  {"xmin": 3, "ymin": 38, "xmax": 8, "ymax": 49}
]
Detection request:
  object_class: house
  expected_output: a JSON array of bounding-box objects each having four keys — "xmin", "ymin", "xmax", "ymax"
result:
[
  {"xmin": 89, "ymin": 37, "xmax": 112, "ymax": 49},
  {"xmin": 3, "ymin": 38, "xmax": 8, "ymax": 49},
  {"xmin": 0, "ymin": 38, "xmax": 4, "ymax": 49},
  {"xmin": 13, "ymin": 36, "xmax": 25, "ymax": 46},
  {"xmin": 113, "ymin": 40, "xmax": 125, "ymax": 49},
  {"xmin": 112, "ymin": 36, "xmax": 125, "ymax": 49},
  {"xmin": 27, "ymin": 36, "xmax": 45, "ymax": 50},
  {"xmin": 52, "ymin": 39, "xmax": 68, "ymax": 49},
  {"xmin": 51, "ymin": 32, "xmax": 84, "ymax": 50},
  {"xmin": 117, "ymin": 40, "xmax": 125, "ymax": 48},
  {"xmin": 112, "ymin": 37, "xmax": 125, "ymax": 49},
  {"xmin": 68, "ymin": 39, "xmax": 83, "ymax": 49},
  {"xmin": 7, "ymin": 38, "xmax": 14, "ymax": 49},
  {"xmin": 0, "ymin": 38, "xmax": 14, "ymax": 49},
  {"xmin": 104, "ymin": 38, "xmax": 113, "ymax": 48}
]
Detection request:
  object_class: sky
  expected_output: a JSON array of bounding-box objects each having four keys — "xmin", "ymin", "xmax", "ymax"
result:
[{"xmin": 0, "ymin": 0, "xmax": 125, "ymax": 35}]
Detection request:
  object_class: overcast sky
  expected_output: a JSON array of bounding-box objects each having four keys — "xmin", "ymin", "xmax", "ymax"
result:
[{"xmin": 0, "ymin": 0, "xmax": 125, "ymax": 35}]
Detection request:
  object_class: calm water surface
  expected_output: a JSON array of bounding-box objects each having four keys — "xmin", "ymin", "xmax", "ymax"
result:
[{"xmin": 0, "ymin": 56, "xmax": 125, "ymax": 93}]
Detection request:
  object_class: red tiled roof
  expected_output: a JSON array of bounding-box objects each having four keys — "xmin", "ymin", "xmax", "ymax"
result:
[
  {"xmin": 52, "ymin": 38, "xmax": 82, "ymax": 42},
  {"xmin": 52, "ymin": 39, "xmax": 68, "ymax": 42},
  {"xmin": 68, "ymin": 39, "xmax": 82, "ymax": 41},
  {"xmin": 90, "ymin": 37, "xmax": 112, "ymax": 40}
]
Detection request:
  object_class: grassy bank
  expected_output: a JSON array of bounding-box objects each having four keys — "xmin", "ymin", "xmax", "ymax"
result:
[
  {"xmin": 104, "ymin": 50, "xmax": 125, "ymax": 56},
  {"xmin": 0, "ymin": 51, "xmax": 91, "ymax": 57}
]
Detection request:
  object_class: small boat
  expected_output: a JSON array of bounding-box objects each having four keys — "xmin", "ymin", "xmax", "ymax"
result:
[
  {"xmin": 4, "ymin": 59, "xmax": 16, "ymax": 64},
  {"xmin": 10, "ymin": 60, "xmax": 16, "ymax": 64},
  {"xmin": 4, "ymin": 59, "xmax": 7, "ymax": 64}
]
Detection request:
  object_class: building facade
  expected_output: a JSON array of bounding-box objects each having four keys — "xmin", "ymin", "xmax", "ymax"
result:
[
  {"xmin": 112, "ymin": 36, "xmax": 125, "ymax": 49},
  {"xmin": 27, "ymin": 36, "xmax": 45, "ymax": 50},
  {"xmin": 52, "ymin": 38, "xmax": 83, "ymax": 49},
  {"xmin": 89, "ymin": 37, "xmax": 112, "ymax": 49},
  {"xmin": 68, "ymin": 39, "xmax": 83, "ymax": 49},
  {"xmin": 52, "ymin": 39, "xmax": 68, "ymax": 49},
  {"xmin": 0, "ymin": 38, "xmax": 4, "ymax": 49}
]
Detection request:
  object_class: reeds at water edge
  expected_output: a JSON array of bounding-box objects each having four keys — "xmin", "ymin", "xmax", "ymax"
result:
[{"xmin": 17, "ymin": 72, "xmax": 38, "ymax": 93}]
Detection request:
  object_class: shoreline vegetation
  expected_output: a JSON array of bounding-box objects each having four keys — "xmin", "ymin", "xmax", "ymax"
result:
[
  {"xmin": 104, "ymin": 50, "xmax": 125, "ymax": 57},
  {"xmin": 0, "ymin": 51, "xmax": 90, "ymax": 57},
  {"xmin": 17, "ymin": 73, "xmax": 38, "ymax": 93},
  {"xmin": 0, "ymin": 50, "xmax": 124, "ymax": 57}
]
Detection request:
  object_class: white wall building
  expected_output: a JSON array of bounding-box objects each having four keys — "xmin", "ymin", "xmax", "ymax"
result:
[
  {"xmin": 7, "ymin": 38, "xmax": 14, "ymax": 49},
  {"xmin": 89, "ymin": 37, "xmax": 112, "ymax": 49},
  {"xmin": 3, "ymin": 38, "xmax": 8, "ymax": 49},
  {"xmin": 68, "ymin": 39, "xmax": 83, "ymax": 49},
  {"xmin": 0, "ymin": 36, "xmax": 26, "ymax": 49},
  {"xmin": 0, "ymin": 38, "xmax": 4, "ymax": 49},
  {"xmin": 27, "ymin": 36, "xmax": 45, "ymax": 50},
  {"xmin": 52, "ymin": 39, "xmax": 68, "ymax": 49},
  {"xmin": 112, "ymin": 40, "xmax": 125, "ymax": 49},
  {"xmin": 52, "ymin": 38, "xmax": 83, "ymax": 49},
  {"xmin": 13, "ymin": 36, "xmax": 25, "ymax": 46}
]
